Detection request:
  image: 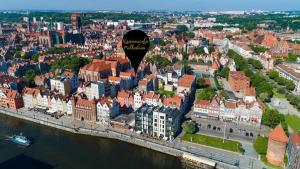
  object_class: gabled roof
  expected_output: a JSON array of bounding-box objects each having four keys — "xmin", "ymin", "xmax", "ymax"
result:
[
  {"xmin": 290, "ymin": 133, "xmax": 300, "ymax": 148},
  {"xmin": 268, "ymin": 124, "xmax": 288, "ymax": 143}
]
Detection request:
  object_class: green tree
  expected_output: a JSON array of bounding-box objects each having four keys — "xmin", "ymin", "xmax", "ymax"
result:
[
  {"xmin": 184, "ymin": 32, "xmax": 195, "ymax": 39},
  {"xmin": 248, "ymin": 58, "xmax": 263, "ymax": 69},
  {"xmin": 21, "ymin": 53, "xmax": 30, "ymax": 59},
  {"xmin": 14, "ymin": 50, "xmax": 22, "ymax": 58},
  {"xmin": 286, "ymin": 80, "xmax": 295, "ymax": 91},
  {"xmin": 182, "ymin": 121, "xmax": 196, "ymax": 134},
  {"xmin": 219, "ymin": 67, "xmax": 230, "ymax": 79},
  {"xmin": 196, "ymin": 88, "xmax": 215, "ymax": 100},
  {"xmin": 50, "ymin": 56, "xmax": 90, "ymax": 73},
  {"xmin": 25, "ymin": 69, "xmax": 37, "ymax": 84},
  {"xmin": 208, "ymin": 46, "xmax": 215, "ymax": 54},
  {"xmin": 274, "ymin": 58, "xmax": 282, "ymax": 65},
  {"xmin": 285, "ymin": 54, "xmax": 298, "ymax": 63},
  {"xmin": 249, "ymin": 44, "xmax": 268, "ymax": 53},
  {"xmin": 31, "ymin": 54, "xmax": 39, "ymax": 62},
  {"xmin": 146, "ymin": 55, "xmax": 172, "ymax": 67},
  {"xmin": 197, "ymin": 77, "xmax": 206, "ymax": 88},
  {"xmin": 176, "ymin": 25, "xmax": 188, "ymax": 33},
  {"xmin": 267, "ymin": 70, "xmax": 279, "ymax": 79},
  {"xmin": 193, "ymin": 47, "xmax": 205, "ymax": 55},
  {"xmin": 259, "ymin": 92, "xmax": 269, "ymax": 102},
  {"xmin": 262, "ymin": 108, "xmax": 287, "ymax": 132}
]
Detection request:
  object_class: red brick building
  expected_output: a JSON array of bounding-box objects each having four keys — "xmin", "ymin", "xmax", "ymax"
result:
[
  {"xmin": 73, "ymin": 97, "xmax": 97, "ymax": 122},
  {"xmin": 267, "ymin": 124, "xmax": 288, "ymax": 166},
  {"xmin": 79, "ymin": 59, "xmax": 112, "ymax": 81},
  {"xmin": 228, "ymin": 71, "xmax": 250, "ymax": 92},
  {"xmin": 0, "ymin": 89, "xmax": 24, "ymax": 110}
]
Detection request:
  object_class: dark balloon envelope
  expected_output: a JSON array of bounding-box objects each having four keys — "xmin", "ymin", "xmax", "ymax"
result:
[{"xmin": 122, "ymin": 30, "xmax": 150, "ymax": 73}]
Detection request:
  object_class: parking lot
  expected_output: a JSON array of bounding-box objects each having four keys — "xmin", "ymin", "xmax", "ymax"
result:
[
  {"xmin": 192, "ymin": 117, "xmax": 270, "ymax": 142},
  {"xmin": 27, "ymin": 107, "xmax": 65, "ymax": 119}
]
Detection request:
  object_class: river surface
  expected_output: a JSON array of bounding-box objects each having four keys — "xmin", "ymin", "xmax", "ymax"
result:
[{"xmin": 0, "ymin": 114, "xmax": 183, "ymax": 169}]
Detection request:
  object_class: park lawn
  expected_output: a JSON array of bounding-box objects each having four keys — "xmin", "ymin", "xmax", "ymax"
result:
[
  {"xmin": 286, "ymin": 115, "xmax": 300, "ymax": 132},
  {"xmin": 272, "ymin": 89, "xmax": 285, "ymax": 99},
  {"xmin": 156, "ymin": 88, "xmax": 175, "ymax": 97},
  {"xmin": 182, "ymin": 133, "xmax": 243, "ymax": 153}
]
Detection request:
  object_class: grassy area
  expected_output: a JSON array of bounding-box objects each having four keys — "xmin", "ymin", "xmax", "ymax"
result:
[
  {"xmin": 156, "ymin": 87, "xmax": 175, "ymax": 97},
  {"xmin": 181, "ymin": 133, "xmax": 243, "ymax": 153},
  {"xmin": 261, "ymin": 155, "xmax": 283, "ymax": 169},
  {"xmin": 272, "ymin": 89, "xmax": 285, "ymax": 99},
  {"xmin": 286, "ymin": 115, "xmax": 300, "ymax": 132}
]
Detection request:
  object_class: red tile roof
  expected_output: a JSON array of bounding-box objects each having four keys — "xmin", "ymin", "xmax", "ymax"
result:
[
  {"xmin": 229, "ymin": 71, "xmax": 249, "ymax": 81},
  {"xmin": 225, "ymin": 101, "xmax": 237, "ymax": 108},
  {"xmin": 291, "ymin": 133, "xmax": 300, "ymax": 147},
  {"xmin": 163, "ymin": 95, "xmax": 182, "ymax": 109},
  {"xmin": 268, "ymin": 124, "xmax": 288, "ymax": 143},
  {"xmin": 244, "ymin": 87, "xmax": 256, "ymax": 96},
  {"xmin": 178, "ymin": 74, "xmax": 196, "ymax": 88},
  {"xmin": 195, "ymin": 100, "xmax": 210, "ymax": 108},
  {"xmin": 81, "ymin": 60, "xmax": 111, "ymax": 72}
]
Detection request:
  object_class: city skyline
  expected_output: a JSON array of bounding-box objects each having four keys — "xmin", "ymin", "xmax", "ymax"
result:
[{"xmin": 0, "ymin": 0, "xmax": 300, "ymax": 11}]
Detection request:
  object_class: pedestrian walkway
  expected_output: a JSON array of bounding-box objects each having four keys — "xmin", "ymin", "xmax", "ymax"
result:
[
  {"xmin": 242, "ymin": 143, "xmax": 258, "ymax": 158},
  {"xmin": 0, "ymin": 107, "xmax": 272, "ymax": 169}
]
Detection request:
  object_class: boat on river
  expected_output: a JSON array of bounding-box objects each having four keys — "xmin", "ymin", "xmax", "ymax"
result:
[{"xmin": 9, "ymin": 133, "xmax": 31, "ymax": 146}]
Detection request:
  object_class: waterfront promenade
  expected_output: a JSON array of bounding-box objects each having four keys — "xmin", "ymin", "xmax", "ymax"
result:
[{"xmin": 0, "ymin": 107, "xmax": 270, "ymax": 169}]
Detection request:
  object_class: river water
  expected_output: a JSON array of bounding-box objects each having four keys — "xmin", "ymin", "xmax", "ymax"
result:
[{"xmin": 0, "ymin": 114, "xmax": 183, "ymax": 169}]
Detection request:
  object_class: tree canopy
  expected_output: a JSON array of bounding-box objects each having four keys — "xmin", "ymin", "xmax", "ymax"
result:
[
  {"xmin": 196, "ymin": 87, "xmax": 215, "ymax": 100},
  {"xmin": 262, "ymin": 108, "xmax": 288, "ymax": 134},
  {"xmin": 146, "ymin": 55, "xmax": 172, "ymax": 67},
  {"xmin": 182, "ymin": 121, "xmax": 196, "ymax": 134},
  {"xmin": 51, "ymin": 56, "xmax": 90, "ymax": 73},
  {"xmin": 219, "ymin": 67, "xmax": 230, "ymax": 79}
]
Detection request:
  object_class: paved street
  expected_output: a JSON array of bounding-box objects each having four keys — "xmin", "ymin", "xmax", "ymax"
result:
[{"xmin": 268, "ymin": 97, "xmax": 300, "ymax": 117}]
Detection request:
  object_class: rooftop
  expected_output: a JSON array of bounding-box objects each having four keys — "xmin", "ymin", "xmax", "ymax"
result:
[{"xmin": 268, "ymin": 124, "xmax": 288, "ymax": 143}]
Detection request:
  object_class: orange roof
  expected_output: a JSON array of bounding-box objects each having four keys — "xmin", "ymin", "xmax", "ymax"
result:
[
  {"xmin": 244, "ymin": 87, "xmax": 256, "ymax": 96},
  {"xmin": 178, "ymin": 74, "xmax": 196, "ymax": 88},
  {"xmin": 294, "ymin": 44, "xmax": 300, "ymax": 50},
  {"xmin": 81, "ymin": 60, "xmax": 111, "ymax": 72},
  {"xmin": 225, "ymin": 101, "xmax": 237, "ymax": 108},
  {"xmin": 205, "ymin": 78, "xmax": 211, "ymax": 86},
  {"xmin": 2, "ymin": 89, "xmax": 20, "ymax": 99},
  {"xmin": 195, "ymin": 100, "xmax": 210, "ymax": 107},
  {"xmin": 24, "ymin": 87, "xmax": 40, "ymax": 97},
  {"xmin": 71, "ymin": 13, "xmax": 80, "ymax": 17},
  {"xmin": 144, "ymin": 91, "xmax": 160, "ymax": 100},
  {"xmin": 291, "ymin": 133, "xmax": 300, "ymax": 147},
  {"xmin": 76, "ymin": 98, "xmax": 96, "ymax": 107},
  {"xmin": 211, "ymin": 61, "xmax": 220, "ymax": 69},
  {"xmin": 229, "ymin": 71, "xmax": 249, "ymax": 81},
  {"xmin": 163, "ymin": 95, "xmax": 182, "ymax": 108},
  {"xmin": 268, "ymin": 124, "xmax": 288, "ymax": 143},
  {"xmin": 117, "ymin": 90, "xmax": 131, "ymax": 99}
]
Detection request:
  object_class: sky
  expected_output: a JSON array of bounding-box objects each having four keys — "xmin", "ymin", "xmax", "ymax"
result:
[{"xmin": 0, "ymin": 0, "xmax": 300, "ymax": 11}]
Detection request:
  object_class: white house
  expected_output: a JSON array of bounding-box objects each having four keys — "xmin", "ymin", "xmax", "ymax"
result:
[
  {"xmin": 96, "ymin": 98, "xmax": 120, "ymax": 124},
  {"xmin": 133, "ymin": 92, "xmax": 143, "ymax": 110}
]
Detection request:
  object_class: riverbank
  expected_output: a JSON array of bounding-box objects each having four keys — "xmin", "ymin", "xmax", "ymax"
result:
[
  {"xmin": 0, "ymin": 108, "xmax": 181, "ymax": 156},
  {"xmin": 0, "ymin": 107, "xmax": 269, "ymax": 169}
]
